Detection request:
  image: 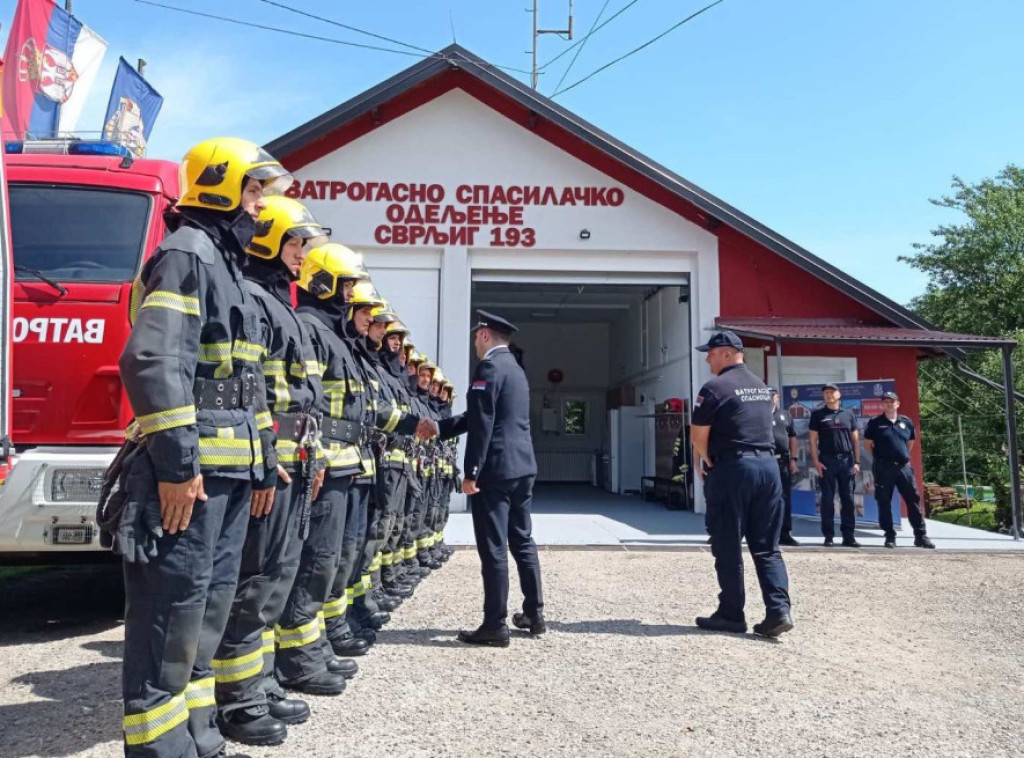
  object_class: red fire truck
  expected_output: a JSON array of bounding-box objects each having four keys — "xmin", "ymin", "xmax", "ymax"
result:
[{"xmin": 0, "ymin": 140, "xmax": 178, "ymax": 561}]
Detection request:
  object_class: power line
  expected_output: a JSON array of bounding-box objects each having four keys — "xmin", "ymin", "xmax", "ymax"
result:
[
  {"xmin": 538, "ymin": 0, "xmax": 642, "ymax": 71},
  {"xmin": 552, "ymin": 0, "xmax": 726, "ymax": 98},
  {"xmin": 551, "ymin": 0, "xmax": 612, "ymax": 95},
  {"xmin": 135, "ymin": 0, "xmax": 440, "ymax": 58},
  {"xmin": 258, "ymin": 0, "xmax": 436, "ymax": 56}
]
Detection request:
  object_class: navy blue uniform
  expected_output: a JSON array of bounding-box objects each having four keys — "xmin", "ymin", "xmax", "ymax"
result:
[
  {"xmin": 864, "ymin": 413, "xmax": 926, "ymax": 539},
  {"xmin": 772, "ymin": 408, "xmax": 796, "ymax": 535},
  {"xmin": 440, "ymin": 345, "xmax": 542, "ymax": 629},
  {"xmin": 692, "ymin": 364, "xmax": 790, "ymax": 622},
  {"xmin": 809, "ymin": 406, "xmax": 859, "ymax": 540}
]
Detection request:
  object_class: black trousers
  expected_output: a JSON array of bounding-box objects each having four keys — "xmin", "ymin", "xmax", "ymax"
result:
[
  {"xmin": 777, "ymin": 458, "xmax": 793, "ymax": 534},
  {"xmin": 705, "ymin": 453, "xmax": 790, "ymax": 621},
  {"xmin": 470, "ymin": 476, "xmax": 543, "ymax": 629},
  {"xmin": 819, "ymin": 453, "xmax": 856, "ymax": 540},
  {"xmin": 873, "ymin": 461, "xmax": 927, "ymax": 538}
]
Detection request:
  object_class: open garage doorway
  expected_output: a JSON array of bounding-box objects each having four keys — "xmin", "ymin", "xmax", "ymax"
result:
[{"xmin": 470, "ymin": 276, "xmax": 695, "ymax": 516}]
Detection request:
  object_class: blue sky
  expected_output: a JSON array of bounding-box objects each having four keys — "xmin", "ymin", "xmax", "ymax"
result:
[{"xmin": 3, "ymin": 0, "xmax": 1022, "ymax": 307}]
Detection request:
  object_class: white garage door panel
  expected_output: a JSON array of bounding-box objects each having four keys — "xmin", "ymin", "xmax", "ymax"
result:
[{"xmin": 367, "ymin": 267, "xmax": 439, "ymax": 359}]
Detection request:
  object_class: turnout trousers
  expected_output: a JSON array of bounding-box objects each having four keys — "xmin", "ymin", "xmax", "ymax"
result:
[
  {"xmin": 368, "ymin": 465, "xmax": 409, "ymax": 590},
  {"xmin": 705, "ymin": 453, "xmax": 790, "ymax": 622},
  {"xmin": 122, "ymin": 461, "xmax": 251, "ymax": 758},
  {"xmin": 274, "ymin": 476, "xmax": 349, "ymax": 686},
  {"xmin": 381, "ymin": 467, "xmax": 413, "ymax": 585},
  {"xmin": 873, "ymin": 460, "xmax": 927, "ymax": 539},
  {"xmin": 470, "ymin": 476, "xmax": 544, "ymax": 629},
  {"xmin": 401, "ymin": 475, "xmax": 426, "ymax": 571},
  {"xmin": 214, "ymin": 475, "xmax": 305, "ymax": 714},
  {"xmin": 819, "ymin": 453, "xmax": 857, "ymax": 540},
  {"xmin": 324, "ymin": 482, "xmax": 371, "ymax": 647}
]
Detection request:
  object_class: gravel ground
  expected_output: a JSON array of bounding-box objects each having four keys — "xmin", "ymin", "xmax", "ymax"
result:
[{"xmin": 1, "ymin": 550, "xmax": 1024, "ymax": 757}]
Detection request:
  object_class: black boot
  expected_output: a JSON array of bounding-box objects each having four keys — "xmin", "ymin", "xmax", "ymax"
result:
[
  {"xmin": 331, "ymin": 632, "xmax": 370, "ymax": 657},
  {"xmin": 266, "ymin": 692, "xmax": 310, "ymax": 725},
  {"xmin": 326, "ymin": 656, "xmax": 359, "ymax": 679},
  {"xmin": 217, "ymin": 707, "xmax": 288, "ymax": 747},
  {"xmin": 284, "ymin": 670, "xmax": 347, "ymax": 696},
  {"xmin": 384, "ymin": 581, "xmax": 415, "ymax": 598},
  {"xmin": 753, "ymin": 612, "xmax": 795, "ymax": 638},
  {"xmin": 457, "ymin": 624, "xmax": 510, "ymax": 648}
]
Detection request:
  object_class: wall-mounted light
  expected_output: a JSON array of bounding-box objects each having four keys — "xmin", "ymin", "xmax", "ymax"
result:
[
  {"xmin": 579, "ymin": 229, "xmax": 591, "ymax": 240},
  {"xmin": 678, "ymin": 282, "xmax": 690, "ymax": 303}
]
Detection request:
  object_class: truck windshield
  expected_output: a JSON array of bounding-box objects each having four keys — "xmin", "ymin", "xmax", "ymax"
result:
[{"xmin": 9, "ymin": 185, "xmax": 150, "ymax": 283}]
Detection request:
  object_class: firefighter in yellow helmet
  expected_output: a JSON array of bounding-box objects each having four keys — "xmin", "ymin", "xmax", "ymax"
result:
[
  {"xmin": 107, "ymin": 138, "xmax": 291, "ymax": 756},
  {"xmin": 272, "ymin": 243, "xmax": 370, "ymax": 687},
  {"xmin": 212, "ymin": 196, "xmax": 333, "ymax": 744}
]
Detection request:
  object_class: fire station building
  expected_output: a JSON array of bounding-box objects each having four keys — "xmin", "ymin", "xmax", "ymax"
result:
[{"xmin": 266, "ymin": 44, "xmax": 1007, "ymax": 515}]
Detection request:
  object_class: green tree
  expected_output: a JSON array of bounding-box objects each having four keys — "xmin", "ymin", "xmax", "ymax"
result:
[{"xmin": 901, "ymin": 165, "xmax": 1024, "ymax": 530}]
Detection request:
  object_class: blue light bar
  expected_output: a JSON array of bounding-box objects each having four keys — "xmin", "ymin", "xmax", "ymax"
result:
[{"xmin": 69, "ymin": 141, "xmax": 132, "ymax": 157}]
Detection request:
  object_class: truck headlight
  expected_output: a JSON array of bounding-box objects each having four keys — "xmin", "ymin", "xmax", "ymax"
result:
[{"xmin": 50, "ymin": 468, "xmax": 105, "ymax": 503}]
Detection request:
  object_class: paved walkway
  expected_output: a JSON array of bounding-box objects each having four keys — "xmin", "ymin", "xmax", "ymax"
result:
[{"xmin": 445, "ymin": 484, "xmax": 1024, "ymax": 551}]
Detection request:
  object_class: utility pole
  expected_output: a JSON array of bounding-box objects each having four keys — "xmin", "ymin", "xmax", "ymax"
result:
[
  {"xmin": 530, "ymin": 0, "xmax": 573, "ymax": 89},
  {"xmin": 65, "ymin": 0, "xmax": 72, "ymax": 12},
  {"xmin": 958, "ymin": 414, "xmax": 971, "ymax": 526}
]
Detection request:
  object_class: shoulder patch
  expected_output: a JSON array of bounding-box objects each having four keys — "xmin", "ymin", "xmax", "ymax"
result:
[
  {"xmin": 471, "ymin": 381, "xmax": 488, "ymax": 391},
  {"xmin": 160, "ymin": 226, "xmax": 219, "ymax": 265}
]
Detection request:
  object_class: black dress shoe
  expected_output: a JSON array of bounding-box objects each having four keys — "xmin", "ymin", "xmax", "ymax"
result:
[
  {"xmin": 330, "ymin": 634, "xmax": 370, "ymax": 657},
  {"xmin": 823, "ymin": 537, "xmax": 834, "ymax": 546},
  {"xmin": 217, "ymin": 709, "xmax": 287, "ymax": 747},
  {"xmin": 915, "ymin": 535, "xmax": 935, "ymax": 549},
  {"xmin": 284, "ymin": 670, "xmax": 347, "ymax": 696},
  {"xmin": 884, "ymin": 536, "xmax": 896, "ymax": 548},
  {"xmin": 266, "ymin": 693, "xmax": 309, "ymax": 725},
  {"xmin": 512, "ymin": 612, "xmax": 546, "ymax": 635},
  {"xmin": 841, "ymin": 538, "xmax": 861, "ymax": 548},
  {"xmin": 695, "ymin": 613, "xmax": 747, "ymax": 634},
  {"xmin": 753, "ymin": 613, "xmax": 794, "ymax": 638},
  {"xmin": 457, "ymin": 625, "xmax": 510, "ymax": 648},
  {"xmin": 326, "ymin": 656, "xmax": 359, "ymax": 679},
  {"xmin": 779, "ymin": 533, "xmax": 801, "ymax": 547}
]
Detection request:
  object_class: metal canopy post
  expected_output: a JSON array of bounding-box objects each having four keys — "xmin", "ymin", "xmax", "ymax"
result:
[
  {"xmin": 775, "ymin": 340, "xmax": 785, "ymax": 394},
  {"xmin": 1001, "ymin": 345, "xmax": 1021, "ymax": 540}
]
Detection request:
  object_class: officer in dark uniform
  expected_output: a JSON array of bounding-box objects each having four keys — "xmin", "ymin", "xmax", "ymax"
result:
[
  {"xmin": 770, "ymin": 388, "xmax": 801, "ymax": 546},
  {"xmin": 439, "ymin": 310, "xmax": 544, "ymax": 647},
  {"xmin": 864, "ymin": 391, "xmax": 934, "ymax": 549},
  {"xmin": 809, "ymin": 383, "xmax": 861, "ymax": 547},
  {"xmin": 690, "ymin": 331, "xmax": 793, "ymax": 638}
]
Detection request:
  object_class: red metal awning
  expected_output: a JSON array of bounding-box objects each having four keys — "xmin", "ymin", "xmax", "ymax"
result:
[{"xmin": 714, "ymin": 318, "xmax": 1016, "ymax": 350}]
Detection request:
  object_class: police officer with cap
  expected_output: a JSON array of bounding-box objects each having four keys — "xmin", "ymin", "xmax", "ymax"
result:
[
  {"xmin": 691, "ymin": 331, "xmax": 793, "ymax": 638},
  {"xmin": 439, "ymin": 310, "xmax": 544, "ymax": 647},
  {"xmin": 864, "ymin": 391, "xmax": 934, "ymax": 549},
  {"xmin": 809, "ymin": 383, "xmax": 861, "ymax": 547},
  {"xmin": 770, "ymin": 388, "xmax": 800, "ymax": 546}
]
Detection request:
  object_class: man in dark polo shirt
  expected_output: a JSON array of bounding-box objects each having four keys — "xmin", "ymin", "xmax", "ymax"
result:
[
  {"xmin": 864, "ymin": 391, "xmax": 934, "ymax": 549},
  {"xmin": 770, "ymin": 388, "xmax": 800, "ymax": 546},
  {"xmin": 809, "ymin": 383, "xmax": 861, "ymax": 547},
  {"xmin": 690, "ymin": 331, "xmax": 792, "ymax": 638}
]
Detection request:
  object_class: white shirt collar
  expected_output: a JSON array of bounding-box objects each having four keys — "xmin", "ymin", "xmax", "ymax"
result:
[{"xmin": 483, "ymin": 345, "xmax": 509, "ymax": 360}]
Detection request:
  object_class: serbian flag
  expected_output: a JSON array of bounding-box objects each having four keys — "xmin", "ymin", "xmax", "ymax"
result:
[{"xmin": 1, "ymin": 0, "xmax": 108, "ymax": 139}]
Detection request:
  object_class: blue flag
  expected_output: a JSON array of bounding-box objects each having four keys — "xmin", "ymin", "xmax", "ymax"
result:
[{"xmin": 101, "ymin": 56, "xmax": 162, "ymax": 157}]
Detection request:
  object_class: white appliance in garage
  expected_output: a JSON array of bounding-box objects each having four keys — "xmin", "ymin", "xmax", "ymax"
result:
[{"xmin": 607, "ymin": 405, "xmax": 656, "ymax": 494}]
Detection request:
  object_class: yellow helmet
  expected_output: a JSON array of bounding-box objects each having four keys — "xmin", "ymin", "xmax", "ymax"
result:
[
  {"xmin": 442, "ymin": 377, "xmax": 454, "ymax": 391},
  {"xmin": 385, "ymin": 320, "xmax": 408, "ymax": 336},
  {"xmin": 418, "ymin": 356, "xmax": 437, "ymax": 373},
  {"xmin": 370, "ymin": 302, "xmax": 398, "ymax": 324},
  {"xmin": 408, "ymin": 350, "xmax": 424, "ymax": 366},
  {"xmin": 297, "ymin": 243, "xmax": 369, "ymax": 300},
  {"xmin": 178, "ymin": 137, "xmax": 291, "ymax": 212},
  {"xmin": 431, "ymin": 368, "xmax": 446, "ymax": 385},
  {"xmin": 348, "ymin": 280, "xmax": 385, "ymax": 310},
  {"xmin": 247, "ymin": 196, "xmax": 326, "ymax": 260}
]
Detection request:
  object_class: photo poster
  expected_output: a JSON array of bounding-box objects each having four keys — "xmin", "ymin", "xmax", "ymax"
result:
[{"xmin": 782, "ymin": 379, "xmax": 900, "ymax": 528}]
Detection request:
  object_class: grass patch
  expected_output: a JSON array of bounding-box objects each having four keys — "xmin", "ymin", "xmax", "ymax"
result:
[{"xmin": 931, "ymin": 502, "xmax": 999, "ymax": 531}]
